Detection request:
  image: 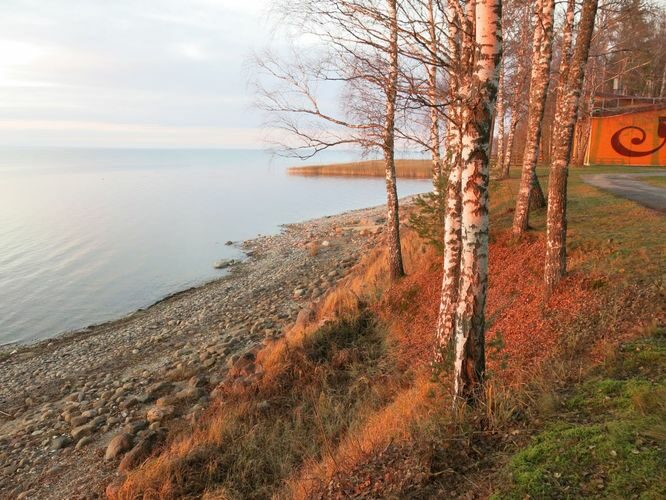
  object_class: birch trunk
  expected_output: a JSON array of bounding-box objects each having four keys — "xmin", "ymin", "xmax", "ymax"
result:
[
  {"xmin": 496, "ymin": 61, "xmax": 506, "ymax": 177},
  {"xmin": 434, "ymin": 0, "xmax": 464, "ymax": 364},
  {"xmin": 453, "ymin": 0, "xmax": 502, "ymax": 402},
  {"xmin": 427, "ymin": 0, "xmax": 443, "ymax": 194},
  {"xmin": 544, "ymin": 0, "xmax": 598, "ymax": 296},
  {"xmin": 512, "ymin": 0, "xmax": 555, "ymax": 235},
  {"xmin": 660, "ymin": 63, "xmax": 666, "ymax": 98},
  {"xmin": 502, "ymin": 113, "xmax": 518, "ymax": 178},
  {"xmin": 384, "ymin": 0, "xmax": 404, "ymax": 281},
  {"xmin": 434, "ymin": 156, "xmax": 462, "ymax": 364}
]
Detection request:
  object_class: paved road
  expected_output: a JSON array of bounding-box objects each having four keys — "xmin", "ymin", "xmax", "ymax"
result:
[{"xmin": 582, "ymin": 172, "xmax": 666, "ymax": 213}]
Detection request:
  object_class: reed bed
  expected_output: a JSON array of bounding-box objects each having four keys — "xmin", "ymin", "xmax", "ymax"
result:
[{"xmin": 288, "ymin": 159, "xmax": 432, "ymax": 179}]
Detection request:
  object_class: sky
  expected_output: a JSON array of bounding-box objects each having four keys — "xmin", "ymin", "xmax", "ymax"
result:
[{"xmin": 0, "ymin": 0, "xmax": 278, "ymax": 148}]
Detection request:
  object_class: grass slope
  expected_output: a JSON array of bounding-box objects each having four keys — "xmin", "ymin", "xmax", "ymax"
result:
[
  {"xmin": 493, "ymin": 327, "xmax": 666, "ymax": 499},
  {"xmin": 111, "ymin": 165, "xmax": 665, "ymax": 499}
]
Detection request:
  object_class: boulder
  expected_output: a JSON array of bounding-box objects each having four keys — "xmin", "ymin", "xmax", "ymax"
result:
[
  {"xmin": 75, "ymin": 436, "xmax": 94, "ymax": 449},
  {"xmin": 123, "ymin": 419, "xmax": 148, "ymax": 435},
  {"xmin": 71, "ymin": 423, "xmax": 96, "ymax": 440},
  {"xmin": 105, "ymin": 433, "xmax": 133, "ymax": 461},
  {"xmin": 69, "ymin": 415, "xmax": 90, "ymax": 427},
  {"xmin": 118, "ymin": 431, "xmax": 165, "ymax": 473},
  {"xmin": 146, "ymin": 405, "xmax": 174, "ymax": 423},
  {"xmin": 50, "ymin": 436, "xmax": 71, "ymax": 450},
  {"xmin": 213, "ymin": 259, "xmax": 238, "ymax": 270}
]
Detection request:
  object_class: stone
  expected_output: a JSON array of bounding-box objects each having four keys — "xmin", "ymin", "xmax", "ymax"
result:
[
  {"xmin": 80, "ymin": 409, "xmax": 98, "ymax": 419},
  {"xmin": 105, "ymin": 433, "xmax": 133, "ymax": 461},
  {"xmin": 213, "ymin": 259, "xmax": 237, "ymax": 270},
  {"xmin": 75, "ymin": 436, "xmax": 94, "ymax": 449},
  {"xmin": 71, "ymin": 423, "xmax": 96, "ymax": 440},
  {"xmin": 146, "ymin": 405, "xmax": 173, "ymax": 423},
  {"xmin": 174, "ymin": 386, "xmax": 203, "ymax": 403},
  {"xmin": 156, "ymin": 395, "xmax": 176, "ymax": 408},
  {"xmin": 69, "ymin": 415, "xmax": 90, "ymax": 427},
  {"xmin": 188, "ymin": 375, "xmax": 207, "ymax": 388},
  {"xmin": 118, "ymin": 431, "xmax": 165, "ymax": 473},
  {"xmin": 50, "ymin": 436, "xmax": 71, "ymax": 450},
  {"xmin": 119, "ymin": 397, "xmax": 139, "ymax": 410},
  {"xmin": 123, "ymin": 420, "xmax": 148, "ymax": 435}
]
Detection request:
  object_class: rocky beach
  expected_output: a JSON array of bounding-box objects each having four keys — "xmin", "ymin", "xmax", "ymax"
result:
[{"xmin": 0, "ymin": 200, "xmax": 403, "ymax": 499}]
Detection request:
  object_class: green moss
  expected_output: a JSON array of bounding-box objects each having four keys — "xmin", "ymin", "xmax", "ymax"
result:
[{"xmin": 492, "ymin": 333, "xmax": 666, "ymax": 499}]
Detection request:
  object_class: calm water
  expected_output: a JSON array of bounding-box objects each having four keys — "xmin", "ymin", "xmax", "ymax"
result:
[{"xmin": 0, "ymin": 148, "xmax": 429, "ymax": 345}]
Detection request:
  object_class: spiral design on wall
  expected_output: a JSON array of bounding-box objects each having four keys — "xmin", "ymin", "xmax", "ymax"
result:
[{"xmin": 610, "ymin": 125, "xmax": 666, "ymax": 157}]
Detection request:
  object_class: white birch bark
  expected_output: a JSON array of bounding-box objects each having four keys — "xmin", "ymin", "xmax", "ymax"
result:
[
  {"xmin": 427, "ymin": 0, "xmax": 443, "ymax": 195},
  {"xmin": 434, "ymin": 0, "xmax": 464, "ymax": 365},
  {"xmin": 502, "ymin": 111, "xmax": 518, "ymax": 178},
  {"xmin": 512, "ymin": 0, "xmax": 555, "ymax": 235},
  {"xmin": 495, "ymin": 61, "xmax": 506, "ymax": 177},
  {"xmin": 453, "ymin": 0, "xmax": 502, "ymax": 402}
]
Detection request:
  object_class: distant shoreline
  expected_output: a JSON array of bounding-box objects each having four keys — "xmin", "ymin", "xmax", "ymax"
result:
[{"xmin": 288, "ymin": 159, "xmax": 432, "ymax": 179}]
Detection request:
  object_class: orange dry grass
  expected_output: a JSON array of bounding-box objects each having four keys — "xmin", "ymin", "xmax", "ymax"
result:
[
  {"xmin": 257, "ymin": 227, "xmax": 432, "ymax": 388},
  {"xmin": 111, "ymin": 405, "xmax": 242, "ymax": 499},
  {"xmin": 287, "ymin": 374, "xmax": 436, "ymax": 500}
]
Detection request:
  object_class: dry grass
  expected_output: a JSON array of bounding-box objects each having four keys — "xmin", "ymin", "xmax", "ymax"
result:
[{"xmin": 288, "ymin": 159, "xmax": 432, "ymax": 179}]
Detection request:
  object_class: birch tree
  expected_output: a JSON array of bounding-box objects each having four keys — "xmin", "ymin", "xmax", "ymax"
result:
[
  {"xmin": 495, "ymin": 58, "xmax": 506, "ymax": 175},
  {"xmin": 259, "ymin": 0, "xmax": 406, "ymax": 280},
  {"xmin": 434, "ymin": 0, "xmax": 471, "ymax": 365},
  {"xmin": 512, "ymin": 0, "xmax": 555, "ymax": 235},
  {"xmin": 499, "ymin": 0, "xmax": 532, "ymax": 179},
  {"xmin": 450, "ymin": 0, "xmax": 502, "ymax": 401},
  {"xmin": 426, "ymin": 0, "xmax": 443, "ymax": 194},
  {"xmin": 384, "ymin": 0, "xmax": 406, "ymax": 280},
  {"xmin": 545, "ymin": 0, "xmax": 599, "ymax": 295}
]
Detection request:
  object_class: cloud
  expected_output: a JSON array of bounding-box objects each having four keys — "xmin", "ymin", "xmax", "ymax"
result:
[
  {"xmin": 0, "ymin": 0, "xmax": 276, "ymax": 148},
  {"xmin": 172, "ymin": 42, "xmax": 209, "ymax": 61}
]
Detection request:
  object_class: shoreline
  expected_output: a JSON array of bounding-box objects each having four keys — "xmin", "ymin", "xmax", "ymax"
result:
[
  {"xmin": 0, "ymin": 197, "xmax": 416, "ymax": 499},
  {"xmin": 0, "ymin": 195, "xmax": 419, "ymax": 355}
]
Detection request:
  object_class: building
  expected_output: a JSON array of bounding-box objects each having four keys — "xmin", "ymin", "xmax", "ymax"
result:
[{"xmin": 583, "ymin": 93, "xmax": 666, "ymax": 167}]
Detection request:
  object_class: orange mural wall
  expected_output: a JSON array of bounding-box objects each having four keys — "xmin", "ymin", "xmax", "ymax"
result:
[{"xmin": 585, "ymin": 107, "xmax": 666, "ymax": 167}]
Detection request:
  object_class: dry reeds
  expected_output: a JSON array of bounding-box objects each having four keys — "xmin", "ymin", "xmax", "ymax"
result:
[{"xmin": 288, "ymin": 160, "xmax": 432, "ymax": 179}]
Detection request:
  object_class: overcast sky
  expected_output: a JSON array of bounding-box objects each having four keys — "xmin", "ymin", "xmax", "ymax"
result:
[{"xmin": 0, "ymin": 0, "xmax": 278, "ymax": 148}]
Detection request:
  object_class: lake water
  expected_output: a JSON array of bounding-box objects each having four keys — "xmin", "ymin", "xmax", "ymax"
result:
[{"xmin": 0, "ymin": 148, "xmax": 429, "ymax": 345}]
